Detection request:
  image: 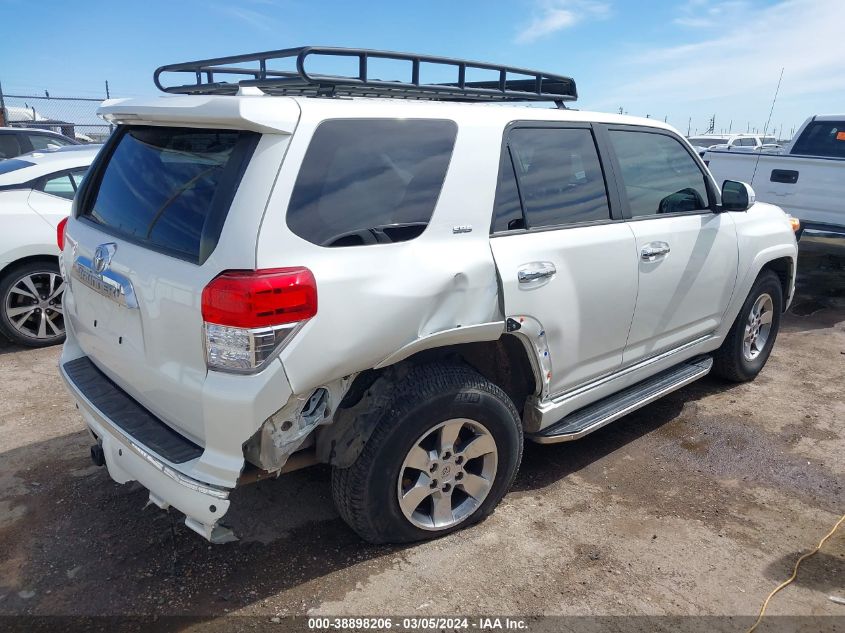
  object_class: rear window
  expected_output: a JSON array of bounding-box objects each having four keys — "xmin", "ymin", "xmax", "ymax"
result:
[
  {"xmin": 791, "ymin": 121, "xmax": 845, "ymax": 158},
  {"xmin": 286, "ymin": 119, "xmax": 457, "ymax": 247},
  {"xmin": 79, "ymin": 126, "xmax": 259, "ymax": 264},
  {"xmin": 0, "ymin": 158, "xmax": 33, "ymax": 175}
]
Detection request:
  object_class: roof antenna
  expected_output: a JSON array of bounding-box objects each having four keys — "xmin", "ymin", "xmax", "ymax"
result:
[{"xmin": 751, "ymin": 67, "xmax": 784, "ymax": 186}]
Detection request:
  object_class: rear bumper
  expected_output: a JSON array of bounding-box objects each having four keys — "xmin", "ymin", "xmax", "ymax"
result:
[{"xmin": 59, "ymin": 358, "xmax": 236, "ymax": 543}]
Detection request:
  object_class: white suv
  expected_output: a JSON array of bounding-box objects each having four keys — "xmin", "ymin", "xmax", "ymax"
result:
[{"xmin": 59, "ymin": 47, "xmax": 798, "ymax": 544}]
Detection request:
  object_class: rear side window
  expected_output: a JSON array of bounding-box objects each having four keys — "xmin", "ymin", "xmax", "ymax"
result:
[
  {"xmin": 493, "ymin": 127, "xmax": 610, "ymax": 231},
  {"xmin": 42, "ymin": 173, "xmax": 76, "ymax": 199},
  {"xmin": 80, "ymin": 126, "xmax": 258, "ymax": 264},
  {"xmin": 609, "ymin": 130, "xmax": 710, "ymax": 217},
  {"xmin": 287, "ymin": 119, "xmax": 457, "ymax": 247},
  {"xmin": 791, "ymin": 121, "xmax": 845, "ymax": 158}
]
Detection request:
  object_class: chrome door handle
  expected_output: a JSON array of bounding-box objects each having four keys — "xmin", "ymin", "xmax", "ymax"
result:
[
  {"xmin": 518, "ymin": 262, "xmax": 557, "ymax": 284},
  {"xmin": 641, "ymin": 242, "xmax": 671, "ymax": 261}
]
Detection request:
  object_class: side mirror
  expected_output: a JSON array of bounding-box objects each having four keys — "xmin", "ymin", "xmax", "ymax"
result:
[{"xmin": 720, "ymin": 180, "xmax": 756, "ymax": 212}]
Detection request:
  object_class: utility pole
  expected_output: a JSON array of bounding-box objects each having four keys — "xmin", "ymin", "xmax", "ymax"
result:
[
  {"xmin": 0, "ymin": 80, "xmax": 7, "ymax": 127},
  {"xmin": 687, "ymin": 117, "xmax": 691, "ymax": 136},
  {"xmin": 105, "ymin": 80, "xmax": 111, "ymax": 100}
]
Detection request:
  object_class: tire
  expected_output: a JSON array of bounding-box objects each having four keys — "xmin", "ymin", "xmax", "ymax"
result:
[
  {"xmin": 712, "ymin": 270, "xmax": 783, "ymax": 382},
  {"xmin": 0, "ymin": 260, "xmax": 66, "ymax": 348},
  {"xmin": 331, "ymin": 362, "xmax": 523, "ymax": 544}
]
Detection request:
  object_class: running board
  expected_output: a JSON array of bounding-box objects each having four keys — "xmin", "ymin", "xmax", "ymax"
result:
[{"xmin": 529, "ymin": 356, "xmax": 713, "ymax": 444}]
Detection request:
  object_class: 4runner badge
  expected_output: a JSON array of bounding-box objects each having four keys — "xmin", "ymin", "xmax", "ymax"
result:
[{"xmin": 71, "ymin": 244, "xmax": 138, "ymax": 310}]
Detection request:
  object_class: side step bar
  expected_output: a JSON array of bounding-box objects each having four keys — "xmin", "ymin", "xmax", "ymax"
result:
[{"xmin": 529, "ymin": 356, "xmax": 713, "ymax": 444}]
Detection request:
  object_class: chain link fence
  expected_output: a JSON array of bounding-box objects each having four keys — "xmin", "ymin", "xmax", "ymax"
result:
[{"xmin": 0, "ymin": 86, "xmax": 114, "ymax": 143}]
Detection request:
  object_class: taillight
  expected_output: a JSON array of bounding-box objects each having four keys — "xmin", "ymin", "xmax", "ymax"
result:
[
  {"xmin": 57, "ymin": 217, "xmax": 68, "ymax": 250},
  {"xmin": 201, "ymin": 268, "xmax": 317, "ymax": 372}
]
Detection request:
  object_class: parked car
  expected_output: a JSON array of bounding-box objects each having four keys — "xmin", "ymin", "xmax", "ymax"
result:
[
  {"xmin": 59, "ymin": 47, "xmax": 798, "ymax": 545},
  {"xmin": 705, "ymin": 115, "xmax": 845, "ymax": 232},
  {"xmin": 0, "ymin": 145, "xmax": 101, "ymax": 346},
  {"xmin": 687, "ymin": 133, "xmax": 780, "ymax": 156},
  {"xmin": 0, "ymin": 126, "xmax": 80, "ymax": 160}
]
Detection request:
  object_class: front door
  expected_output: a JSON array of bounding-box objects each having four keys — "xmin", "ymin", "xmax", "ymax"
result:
[
  {"xmin": 604, "ymin": 126, "xmax": 739, "ymax": 364},
  {"xmin": 489, "ymin": 124, "xmax": 638, "ymax": 398}
]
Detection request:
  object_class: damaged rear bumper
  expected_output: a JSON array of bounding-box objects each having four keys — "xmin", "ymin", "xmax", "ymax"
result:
[{"xmin": 59, "ymin": 357, "xmax": 236, "ymax": 543}]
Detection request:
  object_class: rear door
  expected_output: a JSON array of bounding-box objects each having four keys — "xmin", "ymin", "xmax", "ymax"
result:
[
  {"xmin": 489, "ymin": 123, "xmax": 638, "ymax": 398},
  {"xmin": 603, "ymin": 125, "xmax": 738, "ymax": 363}
]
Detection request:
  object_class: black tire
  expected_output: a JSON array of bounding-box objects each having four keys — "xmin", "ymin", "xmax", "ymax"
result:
[
  {"xmin": 331, "ymin": 362, "xmax": 523, "ymax": 544},
  {"xmin": 0, "ymin": 260, "xmax": 66, "ymax": 348},
  {"xmin": 712, "ymin": 270, "xmax": 783, "ymax": 382}
]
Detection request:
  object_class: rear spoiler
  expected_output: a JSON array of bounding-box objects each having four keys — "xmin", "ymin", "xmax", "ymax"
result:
[{"xmin": 97, "ymin": 93, "xmax": 300, "ymax": 134}]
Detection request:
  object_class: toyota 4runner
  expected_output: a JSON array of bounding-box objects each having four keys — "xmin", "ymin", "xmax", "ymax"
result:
[{"xmin": 58, "ymin": 47, "xmax": 798, "ymax": 544}]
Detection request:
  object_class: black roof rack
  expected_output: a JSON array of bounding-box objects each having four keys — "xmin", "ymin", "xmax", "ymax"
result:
[{"xmin": 153, "ymin": 46, "xmax": 577, "ymax": 104}]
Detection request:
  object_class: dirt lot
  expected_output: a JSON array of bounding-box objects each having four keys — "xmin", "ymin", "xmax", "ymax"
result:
[{"xmin": 0, "ymin": 237, "xmax": 843, "ymax": 631}]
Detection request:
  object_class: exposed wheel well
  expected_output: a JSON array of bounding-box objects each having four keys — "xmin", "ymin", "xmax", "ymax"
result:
[
  {"xmin": 760, "ymin": 257, "xmax": 793, "ymax": 311},
  {"xmin": 340, "ymin": 335, "xmax": 538, "ymax": 417},
  {"xmin": 0, "ymin": 255, "xmax": 59, "ymax": 282}
]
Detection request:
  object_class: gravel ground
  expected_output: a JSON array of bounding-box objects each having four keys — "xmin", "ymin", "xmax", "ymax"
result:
[{"xmin": 0, "ymin": 236, "xmax": 842, "ymax": 632}]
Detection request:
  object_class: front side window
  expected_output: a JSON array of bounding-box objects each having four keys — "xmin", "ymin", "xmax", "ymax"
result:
[
  {"xmin": 287, "ymin": 119, "xmax": 457, "ymax": 247},
  {"xmin": 29, "ymin": 134, "xmax": 73, "ymax": 150},
  {"xmin": 791, "ymin": 121, "xmax": 845, "ymax": 158},
  {"xmin": 609, "ymin": 130, "xmax": 710, "ymax": 217},
  {"xmin": 494, "ymin": 127, "xmax": 610, "ymax": 231}
]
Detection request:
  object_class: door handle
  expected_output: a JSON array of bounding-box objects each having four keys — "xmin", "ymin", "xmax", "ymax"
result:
[
  {"xmin": 518, "ymin": 262, "xmax": 556, "ymax": 284},
  {"xmin": 770, "ymin": 169, "xmax": 799, "ymax": 184},
  {"xmin": 641, "ymin": 242, "xmax": 671, "ymax": 261}
]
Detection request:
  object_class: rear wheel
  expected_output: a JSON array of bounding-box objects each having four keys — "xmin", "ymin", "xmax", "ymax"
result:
[
  {"xmin": 712, "ymin": 270, "xmax": 782, "ymax": 382},
  {"xmin": 0, "ymin": 260, "xmax": 66, "ymax": 347},
  {"xmin": 331, "ymin": 362, "xmax": 523, "ymax": 544}
]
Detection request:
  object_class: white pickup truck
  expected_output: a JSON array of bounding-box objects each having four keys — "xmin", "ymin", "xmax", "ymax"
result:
[{"xmin": 705, "ymin": 115, "xmax": 845, "ymax": 232}]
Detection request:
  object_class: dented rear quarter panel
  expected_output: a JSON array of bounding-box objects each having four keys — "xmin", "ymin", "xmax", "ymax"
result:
[{"xmin": 256, "ymin": 101, "xmax": 507, "ymax": 396}]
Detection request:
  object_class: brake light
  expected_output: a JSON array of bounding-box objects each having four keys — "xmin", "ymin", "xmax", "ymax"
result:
[
  {"xmin": 201, "ymin": 268, "xmax": 317, "ymax": 372},
  {"xmin": 57, "ymin": 217, "xmax": 68, "ymax": 250}
]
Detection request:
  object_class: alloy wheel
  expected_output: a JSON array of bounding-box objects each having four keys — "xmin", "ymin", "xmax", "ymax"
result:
[
  {"xmin": 397, "ymin": 418, "xmax": 498, "ymax": 531},
  {"xmin": 743, "ymin": 293, "xmax": 773, "ymax": 361},
  {"xmin": 3, "ymin": 271, "xmax": 65, "ymax": 342}
]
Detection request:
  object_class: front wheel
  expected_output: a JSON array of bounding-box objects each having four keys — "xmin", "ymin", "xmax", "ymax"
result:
[
  {"xmin": 712, "ymin": 270, "xmax": 783, "ymax": 382},
  {"xmin": 331, "ymin": 362, "xmax": 523, "ymax": 544}
]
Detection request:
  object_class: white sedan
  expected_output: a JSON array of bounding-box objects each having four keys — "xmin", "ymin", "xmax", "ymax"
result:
[{"xmin": 0, "ymin": 145, "xmax": 101, "ymax": 347}]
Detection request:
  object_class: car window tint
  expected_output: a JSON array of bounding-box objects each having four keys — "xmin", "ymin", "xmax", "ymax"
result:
[
  {"xmin": 0, "ymin": 158, "xmax": 33, "ymax": 175},
  {"xmin": 42, "ymin": 173, "xmax": 76, "ymax": 199},
  {"xmin": 609, "ymin": 130, "xmax": 710, "ymax": 217},
  {"xmin": 69, "ymin": 167, "xmax": 89, "ymax": 188},
  {"xmin": 29, "ymin": 135, "xmax": 73, "ymax": 150},
  {"xmin": 81, "ymin": 126, "xmax": 258, "ymax": 264},
  {"xmin": 505, "ymin": 127, "xmax": 610, "ymax": 228},
  {"xmin": 491, "ymin": 148, "xmax": 525, "ymax": 232},
  {"xmin": 0, "ymin": 134, "xmax": 22, "ymax": 159},
  {"xmin": 791, "ymin": 121, "xmax": 845, "ymax": 158},
  {"xmin": 287, "ymin": 119, "xmax": 457, "ymax": 247}
]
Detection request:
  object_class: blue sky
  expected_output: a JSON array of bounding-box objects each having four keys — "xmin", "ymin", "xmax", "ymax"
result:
[{"xmin": 1, "ymin": 0, "xmax": 842, "ymax": 138}]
